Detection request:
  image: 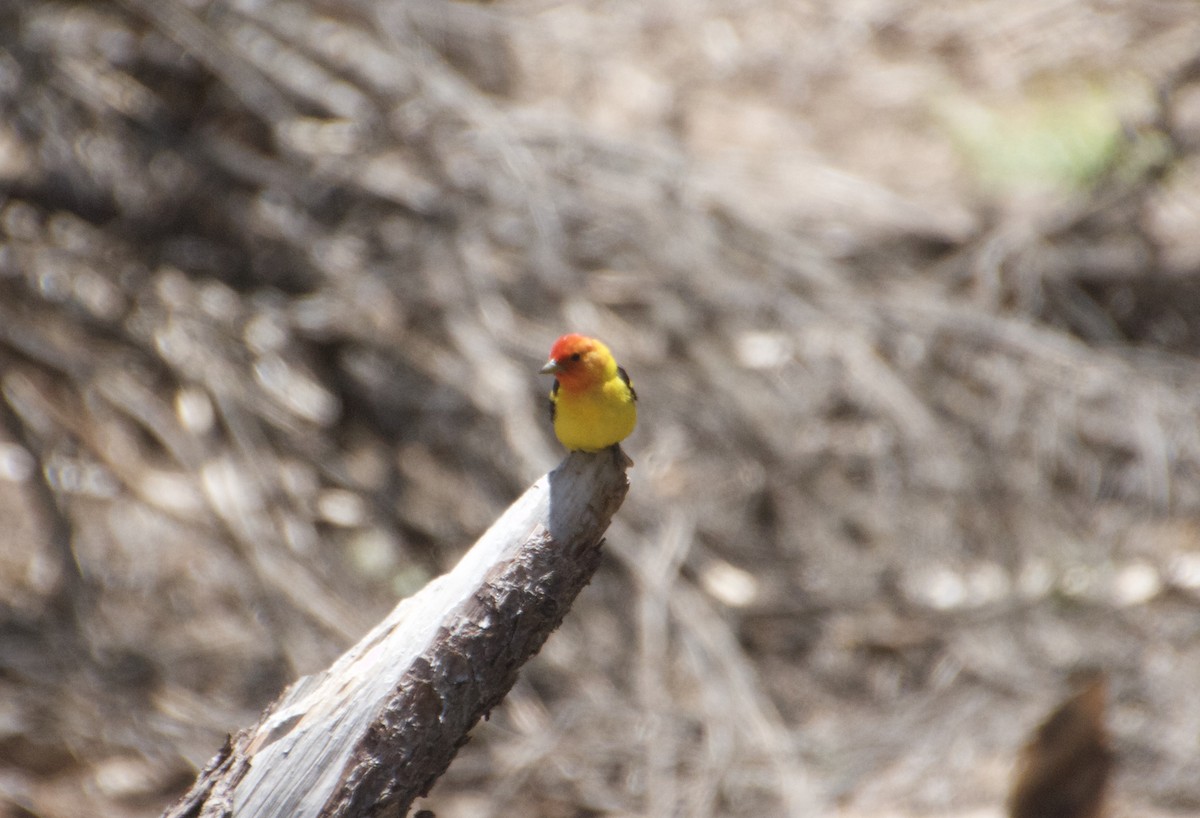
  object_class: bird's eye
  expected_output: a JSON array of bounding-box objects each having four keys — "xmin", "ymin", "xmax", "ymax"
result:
[{"xmin": 569, "ymin": 352, "xmax": 582, "ymax": 361}]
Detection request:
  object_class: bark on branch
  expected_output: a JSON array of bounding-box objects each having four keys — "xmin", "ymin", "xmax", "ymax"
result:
[{"xmin": 164, "ymin": 449, "xmax": 632, "ymax": 818}]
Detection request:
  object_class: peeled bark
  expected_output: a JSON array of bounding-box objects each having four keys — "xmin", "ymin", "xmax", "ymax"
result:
[{"xmin": 164, "ymin": 449, "xmax": 631, "ymax": 818}]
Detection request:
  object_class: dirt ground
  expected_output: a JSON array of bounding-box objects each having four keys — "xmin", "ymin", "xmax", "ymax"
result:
[{"xmin": 2, "ymin": 1, "xmax": 1200, "ymax": 816}]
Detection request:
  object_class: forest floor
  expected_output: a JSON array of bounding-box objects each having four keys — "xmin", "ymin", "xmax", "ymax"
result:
[{"xmin": 2, "ymin": 1, "xmax": 1200, "ymax": 816}]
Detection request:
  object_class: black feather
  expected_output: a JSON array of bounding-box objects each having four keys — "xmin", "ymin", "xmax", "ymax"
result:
[
  {"xmin": 549, "ymin": 379, "xmax": 559, "ymax": 422},
  {"xmin": 617, "ymin": 366, "xmax": 637, "ymax": 401}
]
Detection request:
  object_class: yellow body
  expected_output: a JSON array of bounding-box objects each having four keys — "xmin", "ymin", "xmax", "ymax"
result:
[
  {"xmin": 542, "ymin": 335, "xmax": 637, "ymax": 452},
  {"xmin": 552, "ymin": 371, "xmax": 637, "ymax": 452}
]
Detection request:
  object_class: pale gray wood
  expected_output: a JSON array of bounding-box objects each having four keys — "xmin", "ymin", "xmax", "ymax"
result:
[{"xmin": 164, "ymin": 449, "xmax": 631, "ymax": 818}]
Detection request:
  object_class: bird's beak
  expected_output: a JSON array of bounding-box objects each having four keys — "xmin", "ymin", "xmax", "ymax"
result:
[{"xmin": 539, "ymin": 359, "xmax": 561, "ymax": 375}]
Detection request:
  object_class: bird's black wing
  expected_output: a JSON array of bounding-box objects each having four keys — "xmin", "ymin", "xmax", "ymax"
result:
[
  {"xmin": 549, "ymin": 379, "xmax": 559, "ymax": 422},
  {"xmin": 617, "ymin": 366, "xmax": 637, "ymax": 401}
]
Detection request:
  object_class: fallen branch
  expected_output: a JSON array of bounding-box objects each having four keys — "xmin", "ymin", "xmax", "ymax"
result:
[{"xmin": 164, "ymin": 449, "xmax": 631, "ymax": 818}]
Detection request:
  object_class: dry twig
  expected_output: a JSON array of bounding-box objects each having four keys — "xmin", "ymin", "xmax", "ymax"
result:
[{"xmin": 163, "ymin": 450, "xmax": 629, "ymax": 818}]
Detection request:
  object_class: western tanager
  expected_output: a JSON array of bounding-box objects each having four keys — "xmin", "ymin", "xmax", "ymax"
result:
[{"xmin": 539, "ymin": 334, "xmax": 637, "ymax": 452}]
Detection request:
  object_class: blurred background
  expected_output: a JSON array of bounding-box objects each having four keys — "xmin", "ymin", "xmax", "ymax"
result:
[{"xmin": 1, "ymin": 0, "xmax": 1200, "ymax": 816}]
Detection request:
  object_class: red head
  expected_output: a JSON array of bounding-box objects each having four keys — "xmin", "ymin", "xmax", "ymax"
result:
[{"xmin": 540, "ymin": 334, "xmax": 616, "ymax": 392}]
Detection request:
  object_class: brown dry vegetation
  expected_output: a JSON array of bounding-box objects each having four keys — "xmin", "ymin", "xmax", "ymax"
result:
[{"xmin": 2, "ymin": 1, "xmax": 1200, "ymax": 816}]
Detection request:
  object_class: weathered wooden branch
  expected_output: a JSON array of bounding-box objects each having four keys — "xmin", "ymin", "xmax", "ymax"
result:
[{"xmin": 164, "ymin": 449, "xmax": 631, "ymax": 818}]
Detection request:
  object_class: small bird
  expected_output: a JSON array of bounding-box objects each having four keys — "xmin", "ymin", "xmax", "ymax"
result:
[{"xmin": 539, "ymin": 334, "xmax": 637, "ymax": 452}]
